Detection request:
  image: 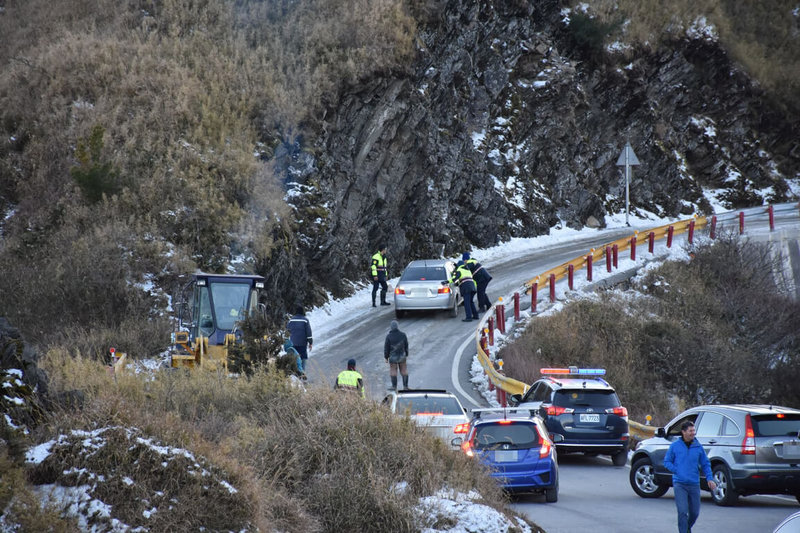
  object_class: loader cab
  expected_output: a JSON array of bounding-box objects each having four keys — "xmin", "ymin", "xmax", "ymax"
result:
[
  {"xmin": 185, "ymin": 274, "xmax": 265, "ymax": 345},
  {"xmin": 171, "ymin": 273, "xmax": 266, "ymax": 369}
]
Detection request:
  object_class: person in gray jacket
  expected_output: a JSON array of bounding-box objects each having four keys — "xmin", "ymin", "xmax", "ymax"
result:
[{"xmin": 384, "ymin": 320, "xmax": 409, "ymax": 390}]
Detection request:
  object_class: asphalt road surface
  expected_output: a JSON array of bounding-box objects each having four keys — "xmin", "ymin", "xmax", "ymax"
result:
[
  {"xmin": 302, "ymin": 205, "xmax": 800, "ymax": 532},
  {"xmin": 513, "ymin": 454, "xmax": 798, "ymax": 533}
]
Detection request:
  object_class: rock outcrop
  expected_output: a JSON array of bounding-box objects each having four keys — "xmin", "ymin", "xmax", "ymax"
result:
[{"xmin": 275, "ymin": 1, "xmax": 798, "ymax": 298}]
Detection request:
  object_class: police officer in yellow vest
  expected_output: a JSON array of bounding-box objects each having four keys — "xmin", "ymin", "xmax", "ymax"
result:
[
  {"xmin": 335, "ymin": 358, "xmax": 365, "ymax": 398},
  {"xmin": 450, "ymin": 261, "xmax": 478, "ymax": 321},
  {"xmin": 371, "ymin": 244, "xmax": 390, "ymax": 307}
]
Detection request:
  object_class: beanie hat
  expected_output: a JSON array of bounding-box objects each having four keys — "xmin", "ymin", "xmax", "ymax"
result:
[
  {"xmin": 390, "ymin": 320, "xmax": 399, "ymax": 331},
  {"xmin": 294, "ymin": 304, "xmax": 304, "ymax": 315},
  {"xmin": 347, "ymin": 358, "xmax": 356, "ymax": 369},
  {"xmin": 462, "ymin": 252, "xmax": 470, "ymax": 261}
]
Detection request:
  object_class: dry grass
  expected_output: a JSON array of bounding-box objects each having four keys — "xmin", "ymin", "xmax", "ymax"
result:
[
  {"xmin": 503, "ymin": 235, "xmax": 800, "ymax": 425},
  {"xmin": 26, "ymin": 351, "xmax": 511, "ymax": 531}
]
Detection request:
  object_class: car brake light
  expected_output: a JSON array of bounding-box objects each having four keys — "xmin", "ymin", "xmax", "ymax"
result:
[
  {"xmin": 545, "ymin": 405, "xmax": 574, "ymax": 416},
  {"xmin": 394, "ymin": 287, "xmax": 405, "ymax": 295},
  {"xmin": 606, "ymin": 406, "xmax": 628, "ymax": 417},
  {"xmin": 461, "ymin": 440, "xmax": 474, "ymax": 457},
  {"xmin": 497, "ymin": 419, "xmax": 513, "ymax": 425},
  {"xmin": 742, "ymin": 414, "xmax": 756, "ymax": 455},
  {"xmin": 539, "ymin": 439, "xmax": 552, "ymax": 458},
  {"xmin": 437, "ymin": 286, "xmax": 451, "ymax": 294},
  {"xmin": 453, "ymin": 423, "xmax": 469, "ymax": 434}
]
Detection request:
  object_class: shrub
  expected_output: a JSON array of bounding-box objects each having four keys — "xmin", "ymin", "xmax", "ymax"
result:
[{"xmin": 503, "ymin": 235, "xmax": 800, "ymax": 423}]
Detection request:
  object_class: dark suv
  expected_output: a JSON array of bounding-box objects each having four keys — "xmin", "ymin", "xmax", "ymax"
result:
[
  {"xmin": 630, "ymin": 404, "xmax": 800, "ymax": 506},
  {"xmin": 510, "ymin": 368, "xmax": 629, "ymax": 466}
]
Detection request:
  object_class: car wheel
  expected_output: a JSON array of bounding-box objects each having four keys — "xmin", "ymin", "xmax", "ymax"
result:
[
  {"xmin": 630, "ymin": 457, "xmax": 669, "ymax": 498},
  {"xmin": 545, "ymin": 479, "xmax": 558, "ymax": 503},
  {"xmin": 612, "ymin": 451, "xmax": 627, "ymax": 467},
  {"xmin": 711, "ymin": 464, "xmax": 739, "ymax": 506},
  {"xmin": 795, "ymin": 494, "xmax": 800, "ymax": 505},
  {"xmin": 395, "ymin": 309, "xmax": 405, "ymax": 319},
  {"xmin": 450, "ymin": 297, "xmax": 458, "ymax": 318}
]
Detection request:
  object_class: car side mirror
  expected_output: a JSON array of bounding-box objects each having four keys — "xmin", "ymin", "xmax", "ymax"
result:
[
  {"xmin": 550, "ymin": 433, "xmax": 565, "ymax": 443},
  {"xmin": 656, "ymin": 427, "xmax": 666, "ymax": 438},
  {"xmin": 451, "ymin": 437, "xmax": 463, "ymax": 447},
  {"xmin": 509, "ymin": 394, "xmax": 522, "ymax": 406},
  {"xmin": 441, "ymin": 280, "xmax": 448, "ymax": 285}
]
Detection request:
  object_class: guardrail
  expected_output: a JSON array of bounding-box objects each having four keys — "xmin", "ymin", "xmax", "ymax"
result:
[{"xmin": 473, "ymin": 203, "xmax": 800, "ymax": 409}]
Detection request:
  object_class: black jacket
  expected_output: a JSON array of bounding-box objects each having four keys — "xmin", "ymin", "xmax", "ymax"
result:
[{"xmin": 384, "ymin": 329, "xmax": 408, "ymax": 362}]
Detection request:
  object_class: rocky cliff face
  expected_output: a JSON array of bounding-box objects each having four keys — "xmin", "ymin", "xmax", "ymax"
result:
[{"xmin": 278, "ymin": 0, "xmax": 798, "ymax": 298}]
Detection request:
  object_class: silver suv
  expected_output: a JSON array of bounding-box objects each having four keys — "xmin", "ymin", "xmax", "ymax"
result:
[{"xmin": 630, "ymin": 404, "xmax": 800, "ymax": 505}]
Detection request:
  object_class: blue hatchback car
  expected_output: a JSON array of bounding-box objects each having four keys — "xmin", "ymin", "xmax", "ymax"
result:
[{"xmin": 452, "ymin": 408, "xmax": 562, "ymax": 502}]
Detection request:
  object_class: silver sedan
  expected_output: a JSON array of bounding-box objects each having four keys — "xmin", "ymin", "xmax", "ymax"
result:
[{"xmin": 393, "ymin": 259, "xmax": 461, "ymax": 319}]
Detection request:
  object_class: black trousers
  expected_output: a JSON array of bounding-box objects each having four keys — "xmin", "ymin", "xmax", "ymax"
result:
[
  {"xmin": 372, "ymin": 277, "xmax": 388, "ymax": 303},
  {"xmin": 476, "ymin": 278, "xmax": 491, "ymax": 310}
]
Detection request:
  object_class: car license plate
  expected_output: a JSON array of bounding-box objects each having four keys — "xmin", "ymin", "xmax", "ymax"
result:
[
  {"xmin": 579, "ymin": 414, "xmax": 600, "ymax": 423},
  {"xmin": 783, "ymin": 442, "xmax": 800, "ymax": 459},
  {"xmin": 494, "ymin": 450, "xmax": 518, "ymax": 462}
]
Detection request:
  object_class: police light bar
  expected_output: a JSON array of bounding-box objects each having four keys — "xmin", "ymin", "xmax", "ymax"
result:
[{"xmin": 540, "ymin": 367, "xmax": 606, "ymax": 376}]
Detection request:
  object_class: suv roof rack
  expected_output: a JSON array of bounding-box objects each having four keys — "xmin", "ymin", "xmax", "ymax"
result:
[{"xmin": 471, "ymin": 407, "xmax": 539, "ymax": 420}]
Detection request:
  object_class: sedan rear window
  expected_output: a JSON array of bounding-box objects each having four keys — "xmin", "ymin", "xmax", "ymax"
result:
[
  {"xmin": 400, "ymin": 265, "xmax": 448, "ymax": 281},
  {"xmin": 752, "ymin": 414, "xmax": 800, "ymax": 437},
  {"xmin": 554, "ymin": 389, "xmax": 620, "ymax": 408},
  {"xmin": 396, "ymin": 396, "xmax": 463, "ymax": 415},
  {"xmin": 473, "ymin": 423, "xmax": 540, "ymax": 450}
]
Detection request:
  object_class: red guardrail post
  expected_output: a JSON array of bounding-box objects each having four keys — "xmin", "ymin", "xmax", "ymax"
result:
[
  {"xmin": 480, "ymin": 330, "xmax": 487, "ymax": 353},
  {"xmin": 531, "ymin": 281, "xmax": 538, "ymax": 313},
  {"xmin": 587, "ymin": 253, "xmax": 593, "ymax": 282},
  {"xmin": 630, "ymin": 235, "xmax": 636, "ymax": 261},
  {"xmin": 568, "ymin": 264, "xmax": 574, "ymax": 290},
  {"xmin": 499, "ymin": 304, "xmax": 506, "ymax": 333},
  {"xmin": 496, "ymin": 387, "xmax": 506, "ymax": 406},
  {"xmin": 495, "ymin": 305, "xmax": 504, "ymax": 334},
  {"xmin": 710, "ymin": 216, "xmax": 717, "ymax": 239},
  {"xmin": 513, "ymin": 292, "xmax": 520, "ymax": 321},
  {"xmin": 606, "ymin": 246, "xmax": 612, "ymax": 272},
  {"xmin": 549, "ymin": 273, "xmax": 556, "ymax": 302},
  {"xmin": 648, "ymin": 231, "xmax": 655, "ymax": 253},
  {"xmin": 739, "ymin": 211, "xmax": 744, "ymax": 234},
  {"xmin": 487, "ymin": 317, "xmax": 494, "ymax": 346},
  {"xmin": 768, "ymin": 205, "xmax": 774, "ymax": 231},
  {"xmin": 688, "ymin": 219, "xmax": 695, "ymax": 244},
  {"xmin": 667, "ymin": 225, "xmax": 674, "ymax": 247},
  {"xmin": 612, "ymin": 244, "xmax": 619, "ymax": 269}
]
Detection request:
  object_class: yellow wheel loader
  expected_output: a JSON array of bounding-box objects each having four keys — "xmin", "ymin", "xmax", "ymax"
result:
[{"xmin": 170, "ymin": 273, "xmax": 266, "ymax": 371}]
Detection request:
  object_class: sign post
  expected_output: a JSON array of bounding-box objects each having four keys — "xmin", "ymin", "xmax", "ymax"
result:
[{"xmin": 616, "ymin": 142, "xmax": 640, "ymax": 226}]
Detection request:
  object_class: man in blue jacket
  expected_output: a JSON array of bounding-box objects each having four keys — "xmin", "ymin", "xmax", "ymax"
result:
[
  {"xmin": 287, "ymin": 305, "xmax": 313, "ymax": 375},
  {"xmin": 664, "ymin": 421, "xmax": 717, "ymax": 533}
]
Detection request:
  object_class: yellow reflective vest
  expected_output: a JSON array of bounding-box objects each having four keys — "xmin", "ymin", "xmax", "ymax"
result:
[
  {"xmin": 450, "ymin": 264, "xmax": 476, "ymax": 290},
  {"xmin": 336, "ymin": 369, "xmax": 365, "ymax": 398},
  {"xmin": 371, "ymin": 251, "xmax": 387, "ymax": 278}
]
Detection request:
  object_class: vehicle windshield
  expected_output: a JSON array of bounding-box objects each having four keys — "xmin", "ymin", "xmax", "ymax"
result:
[
  {"xmin": 400, "ymin": 265, "xmax": 448, "ymax": 281},
  {"xmin": 473, "ymin": 422, "xmax": 540, "ymax": 450},
  {"xmin": 396, "ymin": 395, "xmax": 463, "ymax": 415},
  {"xmin": 210, "ymin": 282, "xmax": 251, "ymax": 330},
  {"xmin": 554, "ymin": 389, "xmax": 620, "ymax": 408},
  {"xmin": 752, "ymin": 414, "xmax": 800, "ymax": 437}
]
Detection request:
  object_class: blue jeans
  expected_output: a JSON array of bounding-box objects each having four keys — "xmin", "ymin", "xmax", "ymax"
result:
[{"xmin": 674, "ymin": 482, "xmax": 700, "ymax": 533}]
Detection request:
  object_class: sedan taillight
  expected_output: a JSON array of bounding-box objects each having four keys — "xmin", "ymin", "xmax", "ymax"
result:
[
  {"xmin": 453, "ymin": 423, "xmax": 469, "ymax": 434},
  {"xmin": 438, "ymin": 286, "xmax": 451, "ymax": 294},
  {"xmin": 395, "ymin": 287, "xmax": 405, "ymax": 295},
  {"xmin": 742, "ymin": 414, "xmax": 756, "ymax": 455}
]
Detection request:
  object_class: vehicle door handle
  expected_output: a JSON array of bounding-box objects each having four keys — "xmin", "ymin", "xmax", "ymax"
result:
[{"xmin": 707, "ymin": 440, "xmax": 717, "ymax": 444}]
